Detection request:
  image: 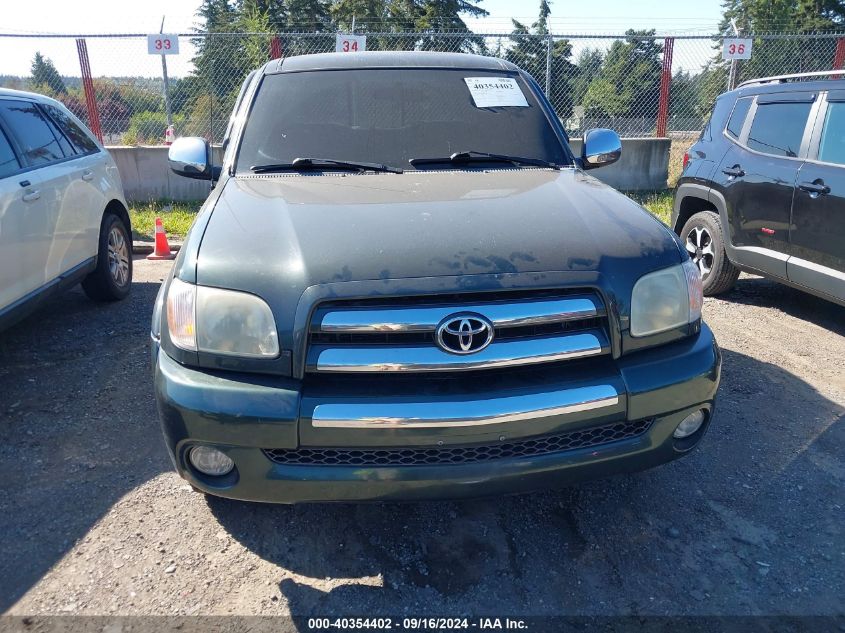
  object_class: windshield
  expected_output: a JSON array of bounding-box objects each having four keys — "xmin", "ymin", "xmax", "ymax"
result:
[{"xmin": 236, "ymin": 68, "xmax": 570, "ymax": 173}]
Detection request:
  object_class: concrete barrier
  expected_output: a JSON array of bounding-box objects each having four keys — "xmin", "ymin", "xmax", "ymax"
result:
[
  {"xmin": 107, "ymin": 145, "xmax": 223, "ymax": 203},
  {"xmin": 109, "ymin": 138, "xmax": 669, "ymax": 202},
  {"xmin": 568, "ymin": 137, "xmax": 670, "ymax": 191}
]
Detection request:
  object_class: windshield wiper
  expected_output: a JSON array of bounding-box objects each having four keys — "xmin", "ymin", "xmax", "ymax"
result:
[
  {"xmin": 251, "ymin": 157, "xmax": 403, "ymax": 174},
  {"xmin": 409, "ymin": 150, "xmax": 559, "ymax": 170}
]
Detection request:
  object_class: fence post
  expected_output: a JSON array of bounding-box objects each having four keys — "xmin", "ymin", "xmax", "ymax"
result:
[
  {"xmin": 161, "ymin": 54, "xmax": 173, "ymax": 135},
  {"xmin": 545, "ymin": 35, "xmax": 553, "ymax": 94},
  {"xmin": 656, "ymin": 37, "xmax": 674, "ymax": 138},
  {"xmin": 834, "ymin": 38, "xmax": 845, "ymax": 74},
  {"xmin": 75, "ymin": 38, "xmax": 103, "ymax": 144},
  {"xmin": 270, "ymin": 35, "xmax": 283, "ymax": 59},
  {"xmin": 207, "ymin": 33, "xmax": 214, "ymax": 145}
]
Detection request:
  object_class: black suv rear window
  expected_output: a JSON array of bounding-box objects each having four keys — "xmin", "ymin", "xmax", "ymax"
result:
[
  {"xmin": 818, "ymin": 101, "xmax": 845, "ymax": 165},
  {"xmin": 726, "ymin": 97, "xmax": 752, "ymax": 139},
  {"xmin": 237, "ymin": 68, "xmax": 568, "ymax": 172},
  {"xmin": 746, "ymin": 102, "xmax": 811, "ymax": 158}
]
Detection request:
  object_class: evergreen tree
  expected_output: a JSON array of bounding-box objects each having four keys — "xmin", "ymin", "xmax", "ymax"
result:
[
  {"xmin": 717, "ymin": 0, "xmax": 800, "ymax": 84},
  {"xmin": 716, "ymin": 0, "xmax": 845, "ymax": 33},
  {"xmin": 414, "ymin": 0, "xmax": 488, "ymax": 52},
  {"xmin": 795, "ymin": 0, "xmax": 845, "ymax": 30},
  {"xmin": 570, "ymin": 48, "xmax": 603, "ymax": 107},
  {"xmin": 30, "ymin": 53, "xmax": 67, "ymax": 95},
  {"xmin": 582, "ymin": 29, "xmax": 663, "ymax": 128},
  {"xmin": 169, "ymin": 76, "xmax": 205, "ymax": 115},
  {"xmin": 669, "ymin": 70, "xmax": 705, "ymax": 129},
  {"xmin": 192, "ymin": 0, "xmax": 240, "ymax": 99},
  {"xmin": 331, "ymin": 0, "xmax": 487, "ymax": 51},
  {"xmin": 274, "ymin": 0, "xmax": 334, "ymax": 56},
  {"xmin": 239, "ymin": 8, "xmax": 274, "ymax": 69},
  {"xmin": 239, "ymin": 0, "xmax": 288, "ymax": 31},
  {"xmin": 699, "ymin": 0, "xmax": 845, "ymax": 114},
  {"xmin": 330, "ymin": 0, "xmax": 392, "ymax": 31},
  {"xmin": 285, "ymin": 0, "xmax": 332, "ymax": 30},
  {"xmin": 717, "ymin": 0, "xmax": 794, "ymax": 34},
  {"xmin": 194, "ymin": 0, "xmax": 237, "ymax": 34},
  {"xmin": 505, "ymin": 1, "xmax": 574, "ymax": 116},
  {"xmin": 185, "ymin": 0, "xmax": 490, "ymax": 137},
  {"xmin": 414, "ymin": 0, "xmax": 487, "ymax": 31}
]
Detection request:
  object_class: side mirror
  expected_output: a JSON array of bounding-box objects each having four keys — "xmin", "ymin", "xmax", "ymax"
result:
[
  {"xmin": 581, "ymin": 128, "xmax": 622, "ymax": 170},
  {"xmin": 168, "ymin": 137, "xmax": 213, "ymax": 180}
]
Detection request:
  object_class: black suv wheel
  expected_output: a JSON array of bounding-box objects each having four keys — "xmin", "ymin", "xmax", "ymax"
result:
[{"xmin": 680, "ymin": 211, "xmax": 739, "ymax": 296}]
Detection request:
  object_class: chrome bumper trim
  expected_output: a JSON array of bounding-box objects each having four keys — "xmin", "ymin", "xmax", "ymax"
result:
[
  {"xmin": 311, "ymin": 384, "xmax": 620, "ymax": 428},
  {"xmin": 316, "ymin": 296, "xmax": 601, "ymax": 333},
  {"xmin": 308, "ymin": 330, "xmax": 609, "ymax": 373}
]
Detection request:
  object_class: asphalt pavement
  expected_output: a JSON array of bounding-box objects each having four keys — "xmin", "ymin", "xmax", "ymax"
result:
[{"xmin": 0, "ymin": 257, "xmax": 842, "ymax": 616}]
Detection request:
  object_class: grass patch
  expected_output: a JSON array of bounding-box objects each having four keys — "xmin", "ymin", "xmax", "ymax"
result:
[
  {"xmin": 668, "ymin": 135, "xmax": 697, "ymax": 188},
  {"xmin": 627, "ymin": 190, "xmax": 674, "ymax": 226},
  {"xmin": 129, "ymin": 201, "xmax": 202, "ymax": 241}
]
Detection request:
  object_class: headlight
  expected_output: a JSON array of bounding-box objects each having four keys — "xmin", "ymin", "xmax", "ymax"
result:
[
  {"xmin": 630, "ymin": 260, "xmax": 703, "ymax": 337},
  {"xmin": 167, "ymin": 278, "xmax": 196, "ymax": 350},
  {"xmin": 166, "ymin": 278, "xmax": 279, "ymax": 358}
]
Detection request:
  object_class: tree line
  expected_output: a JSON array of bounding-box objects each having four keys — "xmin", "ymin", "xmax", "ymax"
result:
[{"xmin": 14, "ymin": 0, "xmax": 845, "ymax": 143}]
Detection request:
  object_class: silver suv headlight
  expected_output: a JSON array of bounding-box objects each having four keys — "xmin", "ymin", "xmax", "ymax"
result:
[
  {"xmin": 166, "ymin": 278, "xmax": 279, "ymax": 358},
  {"xmin": 630, "ymin": 260, "xmax": 703, "ymax": 337}
]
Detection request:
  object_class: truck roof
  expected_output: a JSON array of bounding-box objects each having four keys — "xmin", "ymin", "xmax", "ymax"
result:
[{"xmin": 269, "ymin": 50, "xmax": 520, "ymax": 74}]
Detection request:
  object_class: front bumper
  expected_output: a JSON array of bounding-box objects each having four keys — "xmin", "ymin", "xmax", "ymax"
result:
[{"xmin": 153, "ymin": 324, "xmax": 721, "ymax": 503}]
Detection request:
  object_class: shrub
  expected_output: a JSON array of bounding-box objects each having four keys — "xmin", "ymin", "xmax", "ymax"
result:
[{"xmin": 124, "ymin": 110, "xmax": 185, "ymax": 145}]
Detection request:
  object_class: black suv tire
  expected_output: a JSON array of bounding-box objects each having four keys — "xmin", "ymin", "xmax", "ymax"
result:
[
  {"xmin": 82, "ymin": 212, "xmax": 133, "ymax": 301},
  {"xmin": 680, "ymin": 211, "xmax": 739, "ymax": 296}
]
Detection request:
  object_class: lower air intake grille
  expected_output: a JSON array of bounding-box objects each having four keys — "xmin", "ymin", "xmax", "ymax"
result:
[{"xmin": 263, "ymin": 419, "xmax": 652, "ymax": 467}]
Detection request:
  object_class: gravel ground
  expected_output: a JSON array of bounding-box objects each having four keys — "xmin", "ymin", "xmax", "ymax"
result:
[{"xmin": 0, "ymin": 258, "xmax": 842, "ymax": 617}]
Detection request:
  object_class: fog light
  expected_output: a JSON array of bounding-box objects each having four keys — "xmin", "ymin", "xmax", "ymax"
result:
[
  {"xmin": 189, "ymin": 446, "xmax": 234, "ymax": 476},
  {"xmin": 673, "ymin": 410, "xmax": 706, "ymax": 439}
]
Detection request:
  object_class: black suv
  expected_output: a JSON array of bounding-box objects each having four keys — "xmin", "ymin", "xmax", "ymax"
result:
[{"xmin": 673, "ymin": 71, "xmax": 845, "ymax": 305}]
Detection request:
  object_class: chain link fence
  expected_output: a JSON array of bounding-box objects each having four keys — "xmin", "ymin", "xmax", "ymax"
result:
[{"xmin": 2, "ymin": 31, "xmax": 844, "ymax": 149}]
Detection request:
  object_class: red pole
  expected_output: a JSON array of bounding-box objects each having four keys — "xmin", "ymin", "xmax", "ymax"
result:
[
  {"xmin": 270, "ymin": 36, "xmax": 283, "ymax": 60},
  {"xmin": 834, "ymin": 38, "xmax": 845, "ymax": 76},
  {"xmin": 656, "ymin": 37, "xmax": 674, "ymax": 138},
  {"xmin": 76, "ymin": 38, "xmax": 103, "ymax": 144}
]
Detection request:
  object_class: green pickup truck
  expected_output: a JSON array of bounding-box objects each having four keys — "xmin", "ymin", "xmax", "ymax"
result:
[{"xmin": 151, "ymin": 51, "xmax": 720, "ymax": 503}]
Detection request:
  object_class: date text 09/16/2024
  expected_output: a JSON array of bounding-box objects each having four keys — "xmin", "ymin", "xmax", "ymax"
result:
[{"xmin": 306, "ymin": 617, "xmax": 529, "ymax": 630}]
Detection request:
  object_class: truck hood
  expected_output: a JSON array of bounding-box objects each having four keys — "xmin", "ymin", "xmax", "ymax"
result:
[{"xmin": 196, "ymin": 168, "xmax": 680, "ymax": 294}]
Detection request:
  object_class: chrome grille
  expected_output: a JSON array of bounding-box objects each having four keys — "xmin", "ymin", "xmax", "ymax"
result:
[
  {"xmin": 306, "ymin": 291, "xmax": 610, "ymax": 373},
  {"xmin": 263, "ymin": 419, "xmax": 651, "ymax": 466},
  {"xmin": 310, "ymin": 317, "xmax": 605, "ymax": 346}
]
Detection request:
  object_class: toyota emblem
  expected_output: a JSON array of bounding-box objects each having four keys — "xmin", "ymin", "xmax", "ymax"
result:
[{"xmin": 435, "ymin": 313, "xmax": 494, "ymax": 355}]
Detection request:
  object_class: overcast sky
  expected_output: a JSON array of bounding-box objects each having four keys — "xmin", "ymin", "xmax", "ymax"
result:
[{"xmin": 0, "ymin": 0, "xmax": 724, "ymax": 77}]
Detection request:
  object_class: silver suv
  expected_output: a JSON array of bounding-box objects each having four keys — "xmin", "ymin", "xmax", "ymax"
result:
[{"xmin": 0, "ymin": 88, "xmax": 132, "ymax": 330}]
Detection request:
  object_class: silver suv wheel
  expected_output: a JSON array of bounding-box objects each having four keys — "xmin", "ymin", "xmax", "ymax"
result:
[
  {"xmin": 82, "ymin": 212, "xmax": 133, "ymax": 302},
  {"xmin": 107, "ymin": 225, "xmax": 130, "ymax": 287}
]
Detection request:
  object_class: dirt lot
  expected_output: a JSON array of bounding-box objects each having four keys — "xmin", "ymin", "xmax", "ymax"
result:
[{"xmin": 0, "ymin": 256, "xmax": 842, "ymax": 617}]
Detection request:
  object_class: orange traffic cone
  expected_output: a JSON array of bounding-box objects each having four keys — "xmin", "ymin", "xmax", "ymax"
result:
[{"xmin": 147, "ymin": 217, "xmax": 177, "ymax": 260}]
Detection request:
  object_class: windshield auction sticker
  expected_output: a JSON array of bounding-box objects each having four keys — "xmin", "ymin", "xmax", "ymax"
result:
[{"xmin": 464, "ymin": 77, "xmax": 529, "ymax": 108}]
